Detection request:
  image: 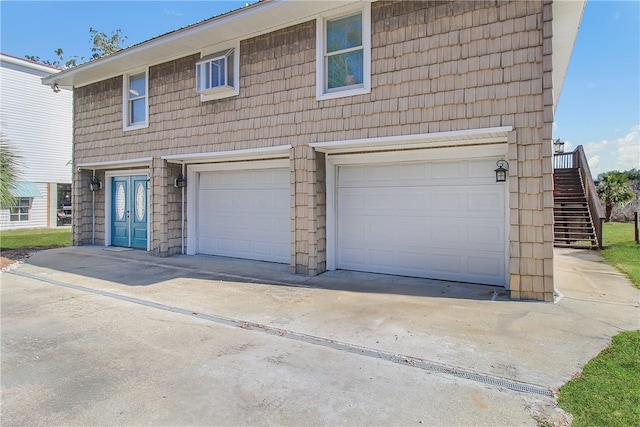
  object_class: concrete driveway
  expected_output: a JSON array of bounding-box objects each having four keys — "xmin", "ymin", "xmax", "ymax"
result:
[{"xmin": 2, "ymin": 246, "xmax": 638, "ymax": 426}]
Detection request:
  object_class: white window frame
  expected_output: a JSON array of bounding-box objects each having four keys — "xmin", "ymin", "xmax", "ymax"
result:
[
  {"xmin": 9, "ymin": 197, "xmax": 31, "ymax": 222},
  {"xmin": 123, "ymin": 68, "xmax": 149, "ymax": 131},
  {"xmin": 197, "ymin": 40, "xmax": 240, "ymax": 102},
  {"xmin": 316, "ymin": 3, "xmax": 371, "ymax": 101}
]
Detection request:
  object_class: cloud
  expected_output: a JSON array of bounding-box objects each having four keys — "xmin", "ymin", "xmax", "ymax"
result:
[
  {"xmin": 587, "ymin": 81, "xmax": 596, "ymax": 88},
  {"xmin": 584, "ymin": 125, "xmax": 640, "ymax": 175},
  {"xmin": 164, "ymin": 9, "xmax": 184, "ymax": 17}
]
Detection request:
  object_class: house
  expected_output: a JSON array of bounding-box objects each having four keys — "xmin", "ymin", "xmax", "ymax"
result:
[
  {"xmin": 42, "ymin": 0, "xmax": 586, "ymax": 301},
  {"xmin": 1, "ymin": 53, "xmax": 73, "ymax": 230}
]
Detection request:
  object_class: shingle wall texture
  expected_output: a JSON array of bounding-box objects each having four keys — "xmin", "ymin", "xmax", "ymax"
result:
[{"xmin": 72, "ymin": 1, "xmax": 551, "ymax": 300}]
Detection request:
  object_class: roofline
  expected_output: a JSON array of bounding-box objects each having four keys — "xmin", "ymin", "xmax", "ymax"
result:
[
  {"xmin": 41, "ymin": 0, "xmax": 586, "ymax": 113},
  {"xmin": 43, "ymin": 0, "xmax": 358, "ymax": 88},
  {"xmin": 1, "ymin": 52, "xmax": 62, "ymax": 74},
  {"xmin": 43, "ymin": 0, "xmax": 267, "ymax": 86}
]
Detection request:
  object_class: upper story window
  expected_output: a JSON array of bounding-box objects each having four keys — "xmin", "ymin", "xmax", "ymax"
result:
[
  {"xmin": 123, "ymin": 70, "xmax": 148, "ymax": 130},
  {"xmin": 196, "ymin": 41, "xmax": 240, "ymax": 102},
  {"xmin": 316, "ymin": 3, "xmax": 371, "ymax": 100}
]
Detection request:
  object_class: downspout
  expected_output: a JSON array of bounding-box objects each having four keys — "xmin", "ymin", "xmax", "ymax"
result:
[
  {"xmin": 92, "ymin": 168, "xmax": 96, "ymax": 245},
  {"xmin": 181, "ymin": 162, "xmax": 185, "ymax": 255}
]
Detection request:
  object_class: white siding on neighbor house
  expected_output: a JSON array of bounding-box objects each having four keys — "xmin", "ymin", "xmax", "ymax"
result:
[
  {"xmin": 0, "ymin": 55, "xmax": 73, "ymax": 184},
  {"xmin": 0, "ymin": 182, "xmax": 49, "ymax": 230}
]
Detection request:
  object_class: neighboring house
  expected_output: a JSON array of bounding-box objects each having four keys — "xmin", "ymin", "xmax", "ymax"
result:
[
  {"xmin": 43, "ymin": 0, "xmax": 585, "ymax": 301},
  {"xmin": 1, "ymin": 53, "xmax": 73, "ymax": 230}
]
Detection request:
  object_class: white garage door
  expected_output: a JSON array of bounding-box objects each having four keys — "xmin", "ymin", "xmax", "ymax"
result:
[
  {"xmin": 197, "ymin": 167, "xmax": 290, "ymax": 263},
  {"xmin": 337, "ymin": 159, "xmax": 506, "ymax": 286}
]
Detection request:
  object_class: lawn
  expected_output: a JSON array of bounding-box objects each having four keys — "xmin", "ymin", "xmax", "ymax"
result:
[
  {"xmin": 558, "ymin": 221, "xmax": 639, "ymax": 427},
  {"xmin": 558, "ymin": 331, "xmax": 640, "ymax": 427},
  {"xmin": 0, "ymin": 227, "xmax": 72, "ymax": 249},
  {"xmin": 600, "ymin": 222, "xmax": 640, "ymax": 288}
]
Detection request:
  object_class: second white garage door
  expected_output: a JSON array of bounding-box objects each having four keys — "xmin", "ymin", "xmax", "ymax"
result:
[
  {"xmin": 336, "ymin": 158, "xmax": 506, "ymax": 286},
  {"xmin": 197, "ymin": 167, "xmax": 290, "ymax": 263}
]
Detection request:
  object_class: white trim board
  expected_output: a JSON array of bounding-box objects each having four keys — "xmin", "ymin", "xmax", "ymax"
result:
[
  {"xmin": 310, "ymin": 127, "xmax": 513, "ymax": 154},
  {"xmin": 78, "ymin": 157, "xmax": 153, "ymax": 170},
  {"xmin": 162, "ymin": 145, "xmax": 291, "ymax": 164}
]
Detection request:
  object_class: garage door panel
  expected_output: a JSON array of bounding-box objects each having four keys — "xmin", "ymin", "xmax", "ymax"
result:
[
  {"xmin": 468, "ymin": 224, "xmax": 504, "ymax": 247},
  {"xmin": 431, "ymin": 190, "xmax": 463, "ymax": 211},
  {"xmin": 468, "ymin": 191, "xmax": 503, "ymax": 212},
  {"xmin": 468, "ymin": 254, "xmax": 503, "ymax": 278},
  {"xmin": 336, "ymin": 159, "xmax": 506, "ymax": 286},
  {"xmin": 431, "ymin": 162, "xmax": 463, "ymax": 180},
  {"xmin": 197, "ymin": 168, "xmax": 290, "ymax": 264},
  {"xmin": 430, "ymin": 252, "xmax": 465, "ymax": 276}
]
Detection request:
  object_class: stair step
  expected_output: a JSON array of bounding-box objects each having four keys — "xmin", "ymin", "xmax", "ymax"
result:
[
  {"xmin": 553, "ymin": 242, "xmax": 598, "ymax": 249},
  {"xmin": 554, "ymin": 234, "xmax": 596, "ymax": 239},
  {"xmin": 553, "ymin": 168, "xmax": 599, "ymax": 249},
  {"xmin": 555, "ymin": 226, "xmax": 594, "ymax": 231}
]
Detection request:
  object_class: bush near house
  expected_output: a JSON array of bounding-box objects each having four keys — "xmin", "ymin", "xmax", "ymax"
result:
[{"xmin": 558, "ymin": 222, "xmax": 639, "ymax": 426}]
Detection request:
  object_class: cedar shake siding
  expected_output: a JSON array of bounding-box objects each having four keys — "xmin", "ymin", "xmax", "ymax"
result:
[{"xmin": 70, "ymin": 1, "xmax": 556, "ymax": 301}]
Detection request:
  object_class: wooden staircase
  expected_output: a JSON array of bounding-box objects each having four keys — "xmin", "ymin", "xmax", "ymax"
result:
[{"xmin": 553, "ymin": 168, "xmax": 598, "ymax": 249}]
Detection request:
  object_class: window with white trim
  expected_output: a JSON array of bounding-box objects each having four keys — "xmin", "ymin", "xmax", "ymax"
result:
[
  {"xmin": 123, "ymin": 70, "xmax": 148, "ymax": 130},
  {"xmin": 9, "ymin": 197, "xmax": 30, "ymax": 222},
  {"xmin": 196, "ymin": 42, "xmax": 239, "ymax": 101},
  {"xmin": 317, "ymin": 4, "xmax": 371, "ymax": 100}
]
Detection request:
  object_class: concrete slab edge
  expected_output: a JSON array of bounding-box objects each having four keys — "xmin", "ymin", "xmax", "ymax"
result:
[{"xmin": 9, "ymin": 269, "xmax": 555, "ymax": 398}]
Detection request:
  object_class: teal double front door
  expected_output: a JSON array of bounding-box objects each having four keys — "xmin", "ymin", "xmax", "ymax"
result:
[{"xmin": 111, "ymin": 175, "xmax": 148, "ymax": 249}]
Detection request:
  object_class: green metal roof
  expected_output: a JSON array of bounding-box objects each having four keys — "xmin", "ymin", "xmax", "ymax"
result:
[{"xmin": 10, "ymin": 182, "xmax": 42, "ymax": 198}]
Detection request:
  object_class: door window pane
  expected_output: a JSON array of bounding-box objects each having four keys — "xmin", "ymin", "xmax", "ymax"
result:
[
  {"xmin": 115, "ymin": 183, "xmax": 126, "ymax": 220},
  {"xmin": 135, "ymin": 182, "xmax": 146, "ymax": 221}
]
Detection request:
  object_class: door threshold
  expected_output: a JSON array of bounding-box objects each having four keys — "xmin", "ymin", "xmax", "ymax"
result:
[{"xmin": 103, "ymin": 247, "xmax": 134, "ymax": 252}]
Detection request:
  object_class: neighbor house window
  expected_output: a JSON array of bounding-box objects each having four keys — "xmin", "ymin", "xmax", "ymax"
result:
[
  {"xmin": 123, "ymin": 70, "xmax": 148, "ymax": 130},
  {"xmin": 196, "ymin": 42, "xmax": 240, "ymax": 101},
  {"xmin": 316, "ymin": 4, "xmax": 371, "ymax": 100},
  {"xmin": 9, "ymin": 197, "xmax": 30, "ymax": 222}
]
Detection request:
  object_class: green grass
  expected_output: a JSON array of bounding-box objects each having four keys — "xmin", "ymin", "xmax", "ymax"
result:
[
  {"xmin": 601, "ymin": 222, "xmax": 640, "ymax": 288},
  {"xmin": 0, "ymin": 228, "xmax": 72, "ymax": 249},
  {"xmin": 558, "ymin": 330, "xmax": 640, "ymax": 427},
  {"xmin": 557, "ymin": 222, "xmax": 639, "ymax": 427}
]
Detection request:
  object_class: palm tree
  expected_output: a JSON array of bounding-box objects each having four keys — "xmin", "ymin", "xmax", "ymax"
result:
[
  {"xmin": 596, "ymin": 171, "xmax": 635, "ymax": 221},
  {"xmin": 0, "ymin": 133, "xmax": 22, "ymax": 207}
]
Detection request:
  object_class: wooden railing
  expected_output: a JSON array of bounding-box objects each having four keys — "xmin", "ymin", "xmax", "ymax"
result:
[
  {"xmin": 553, "ymin": 146, "xmax": 605, "ymax": 248},
  {"xmin": 553, "ymin": 152, "xmax": 574, "ymax": 169}
]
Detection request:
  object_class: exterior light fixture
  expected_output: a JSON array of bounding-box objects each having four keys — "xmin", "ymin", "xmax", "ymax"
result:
[
  {"xmin": 553, "ymin": 138, "xmax": 565, "ymax": 154},
  {"xmin": 89, "ymin": 176, "xmax": 103, "ymax": 191},
  {"xmin": 494, "ymin": 160, "xmax": 509, "ymax": 182},
  {"xmin": 174, "ymin": 173, "xmax": 187, "ymax": 188}
]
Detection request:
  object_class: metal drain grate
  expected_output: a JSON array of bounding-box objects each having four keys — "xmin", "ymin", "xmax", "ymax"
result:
[{"xmin": 12, "ymin": 270, "xmax": 555, "ymax": 398}]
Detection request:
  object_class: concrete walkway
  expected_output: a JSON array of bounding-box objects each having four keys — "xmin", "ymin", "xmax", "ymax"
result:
[{"xmin": 1, "ymin": 246, "xmax": 638, "ymax": 426}]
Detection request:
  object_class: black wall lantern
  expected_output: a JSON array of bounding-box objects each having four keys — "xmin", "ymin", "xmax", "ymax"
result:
[
  {"xmin": 89, "ymin": 176, "xmax": 103, "ymax": 191},
  {"xmin": 494, "ymin": 160, "xmax": 509, "ymax": 182},
  {"xmin": 174, "ymin": 173, "xmax": 187, "ymax": 188},
  {"xmin": 553, "ymin": 138, "xmax": 565, "ymax": 154}
]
